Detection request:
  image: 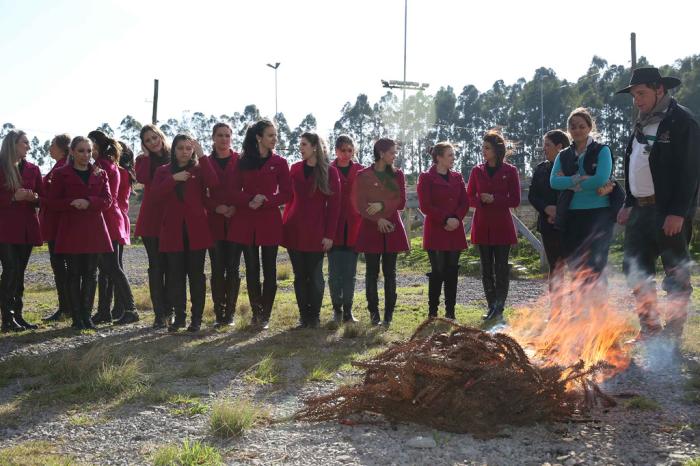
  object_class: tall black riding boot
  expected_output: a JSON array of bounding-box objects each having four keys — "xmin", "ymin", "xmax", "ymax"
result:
[
  {"xmin": 219, "ymin": 276, "xmax": 240, "ymax": 327},
  {"xmin": 383, "ymin": 273, "xmax": 397, "ymax": 326},
  {"xmin": 427, "ymin": 272, "xmax": 441, "ymax": 318},
  {"xmin": 92, "ymin": 272, "xmax": 113, "ymax": 324},
  {"xmin": 81, "ymin": 278, "xmax": 98, "ymax": 330},
  {"xmin": 292, "ymin": 277, "xmax": 310, "ymax": 329},
  {"xmin": 148, "ymin": 269, "xmax": 169, "ymax": 328},
  {"xmin": 444, "ymin": 266, "xmax": 459, "ymax": 320},
  {"xmin": 481, "ymin": 276, "xmax": 497, "ymax": 320},
  {"xmin": 366, "ymin": 278, "xmax": 380, "ymax": 325},
  {"xmin": 1, "ymin": 305, "xmax": 23, "ymax": 332},
  {"xmin": 260, "ymin": 281, "xmax": 277, "ymax": 330}
]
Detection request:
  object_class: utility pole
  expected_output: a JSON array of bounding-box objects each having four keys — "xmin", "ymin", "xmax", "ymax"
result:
[
  {"xmin": 152, "ymin": 79, "xmax": 159, "ymax": 125},
  {"xmin": 630, "ymin": 33, "xmax": 638, "ymax": 122},
  {"xmin": 266, "ymin": 62, "xmax": 280, "ymax": 119}
]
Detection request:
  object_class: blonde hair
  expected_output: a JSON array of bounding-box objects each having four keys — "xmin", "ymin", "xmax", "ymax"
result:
[{"xmin": 0, "ymin": 130, "xmax": 26, "ymax": 191}]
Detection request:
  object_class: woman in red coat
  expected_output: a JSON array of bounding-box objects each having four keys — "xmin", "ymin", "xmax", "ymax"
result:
[
  {"xmin": 417, "ymin": 142, "xmax": 469, "ymax": 320},
  {"xmin": 328, "ymin": 135, "xmax": 363, "ymax": 323},
  {"xmin": 353, "ymin": 138, "xmax": 409, "ymax": 326},
  {"xmin": 152, "ymin": 134, "xmax": 218, "ymax": 332},
  {"xmin": 283, "ymin": 132, "xmax": 341, "ymax": 328},
  {"xmin": 88, "ymin": 131, "xmax": 138, "ymax": 325},
  {"xmin": 228, "ymin": 120, "xmax": 291, "ymax": 330},
  {"xmin": 40, "ymin": 134, "xmax": 72, "ymax": 322},
  {"xmin": 98, "ymin": 142, "xmax": 137, "ymax": 322},
  {"xmin": 48, "ymin": 136, "xmax": 113, "ymax": 329},
  {"xmin": 0, "ymin": 130, "xmax": 43, "ymax": 332},
  {"xmin": 466, "ymin": 131, "xmax": 520, "ymax": 321},
  {"xmin": 202, "ymin": 122, "xmax": 241, "ymax": 327},
  {"xmin": 134, "ymin": 124, "xmax": 171, "ymax": 328}
]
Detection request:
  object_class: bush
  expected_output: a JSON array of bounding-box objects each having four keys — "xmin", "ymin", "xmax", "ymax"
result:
[{"xmin": 209, "ymin": 399, "xmax": 265, "ymax": 439}]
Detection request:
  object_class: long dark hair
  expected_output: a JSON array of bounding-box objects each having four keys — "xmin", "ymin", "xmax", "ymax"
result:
[
  {"xmin": 544, "ymin": 129, "xmax": 571, "ymax": 150},
  {"xmin": 170, "ymin": 134, "xmax": 198, "ymax": 172},
  {"xmin": 483, "ymin": 130, "xmax": 510, "ymax": 166},
  {"xmin": 88, "ymin": 130, "xmax": 122, "ymax": 163},
  {"xmin": 140, "ymin": 124, "xmax": 170, "ymax": 178},
  {"xmin": 301, "ymin": 132, "xmax": 332, "ymax": 195},
  {"xmin": 239, "ymin": 119, "xmax": 275, "ymax": 170},
  {"xmin": 373, "ymin": 138, "xmax": 396, "ymax": 176},
  {"xmin": 117, "ymin": 141, "xmax": 137, "ymax": 185}
]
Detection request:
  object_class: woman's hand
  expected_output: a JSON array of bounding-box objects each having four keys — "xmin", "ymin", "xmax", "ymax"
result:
[
  {"xmin": 444, "ymin": 217, "xmax": 460, "ymax": 231},
  {"xmin": 597, "ymin": 181, "xmax": 614, "ymax": 196},
  {"xmin": 377, "ymin": 218, "xmax": 394, "ymax": 233},
  {"xmin": 215, "ymin": 205, "xmax": 230, "ymax": 215},
  {"xmin": 544, "ymin": 205, "xmax": 556, "ymax": 217},
  {"xmin": 366, "ymin": 202, "xmax": 383, "ymax": 215},
  {"xmin": 173, "ymin": 171, "xmax": 191, "ymax": 182},
  {"xmin": 223, "ymin": 206, "xmax": 235, "ymax": 218},
  {"xmin": 321, "ymin": 238, "xmax": 333, "ymax": 252},
  {"xmin": 480, "ymin": 193, "xmax": 494, "ymax": 204},
  {"xmin": 13, "ymin": 189, "xmax": 32, "ymax": 201},
  {"xmin": 192, "ymin": 140, "xmax": 204, "ymax": 159},
  {"xmin": 70, "ymin": 199, "xmax": 90, "ymax": 210}
]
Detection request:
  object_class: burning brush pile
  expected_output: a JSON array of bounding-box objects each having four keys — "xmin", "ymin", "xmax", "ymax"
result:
[{"xmin": 296, "ymin": 308, "xmax": 631, "ymax": 437}]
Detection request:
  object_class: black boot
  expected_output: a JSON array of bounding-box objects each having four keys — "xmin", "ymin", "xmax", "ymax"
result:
[
  {"xmin": 293, "ymin": 277, "xmax": 309, "ymax": 329},
  {"xmin": 220, "ymin": 276, "xmax": 240, "ymax": 327},
  {"xmin": 342, "ymin": 304, "xmax": 358, "ymax": 323},
  {"xmin": 260, "ymin": 281, "xmax": 277, "ymax": 330},
  {"xmin": 187, "ymin": 307, "xmax": 202, "ymax": 332},
  {"xmin": 81, "ymin": 278, "xmax": 98, "ymax": 330},
  {"xmin": 168, "ymin": 308, "xmax": 187, "ymax": 332},
  {"xmin": 13, "ymin": 308, "xmax": 38, "ymax": 330},
  {"xmin": 308, "ymin": 276, "xmax": 324, "ymax": 329},
  {"xmin": 42, "ymin": 308, "xmax": 66, "ymax": 322},
  {"xmin": 427, "ymin": 272, "xmax": 441, "ymax": 318},
  {"xmin": 481, "ymin": 279, "xmax": 497, "ymax": 320},
  {"xmin": 383, "ymin": 271, "xmax": 397, "ymax": 326},
  {"xmin": 333, "ymin": 307, "xmax": 344, "ymax": 324},
  {"xmin": 444, "ymin": 266, "xmax": 459, "ymax": 320},
  {"xmin": 1, "ymin": 306, "xmax": 24, "ymax": 332},
  {"xmin": 366, "ymin": 277, "xmax": 381, "ymax": 325},
  {"xmin": 93, "ymin": 271, "xmax": 113, "ymax": 324}
]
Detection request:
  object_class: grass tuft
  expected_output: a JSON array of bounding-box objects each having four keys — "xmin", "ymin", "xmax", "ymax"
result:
[
  {"xmin": 209, "ymin": 398, "xmax": 266, "ymax": 439},
  {"xmin": 625, "ymin": 395, "xmax": 661, "ymax": 411},
  {"xmin": 152, "ymin": 439, "xmax": 222, "ymax": 466},
  {"xmin": 306, "ymin": 362, "xmax": 334, "ymax": 382},
  {"xmin": 0, "ymin": 441, "xmax": 74, "ymax": 466},
  {"xmin": 243, "ymin": 353, "xmax": 280, "ymax": 385}
]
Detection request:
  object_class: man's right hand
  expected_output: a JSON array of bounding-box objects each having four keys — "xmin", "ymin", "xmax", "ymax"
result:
[{"xmin": 617, "ymin": 206, "xmax": 632, "ymax": 225}]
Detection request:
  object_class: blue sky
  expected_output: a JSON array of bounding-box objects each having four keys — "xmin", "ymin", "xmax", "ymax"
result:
[{"xmin": 1, "ymin": 0, "xmax": 698, "ymax": 144}]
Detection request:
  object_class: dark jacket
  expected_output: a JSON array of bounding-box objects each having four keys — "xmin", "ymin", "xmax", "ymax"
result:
[
  {"xmin": 624, "ymin": 98, "xmax": 700, "ymax": 218},
  {"xmin": 528, "ymin": 160, "xmax": 558, "ymax": 233}
]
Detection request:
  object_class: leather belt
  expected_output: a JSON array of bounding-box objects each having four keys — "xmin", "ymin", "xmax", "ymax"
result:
[{"xmin": 636, "ymin": 195, "xmax": 656, "ymax": 207}]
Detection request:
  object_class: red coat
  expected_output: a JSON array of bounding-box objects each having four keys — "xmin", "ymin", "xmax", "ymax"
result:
[
  {"xmin": 417, "ymin": 166, "xmax": 469, "ymax": 251},
  {"xmin": 202, "ymin": 151, "xmax": 239, "ymax": 241},
  {"xmin": 330, "ymin": 160, "xmax": 363, "ymax": 247},
  {"xmin": 151, "ymin": 158, "xmax": 218, "ymax": 253},
  {"xmin": 282, "ymin": 162, "xmax": 341, "ymax": 252},
  {"xmin": 95, "ymin": 157, "xmax": 127, "ymax": 244},
  {"xmin": 47, "ymin": 164, "xmax": 113, "ymax": 254},
  {"xmin": 0, "ymin": 161, "xmax": 43, "ymax": 246},
  {"xmin": 134, "ymin": 154, "xmax": 168, "ymax": 238},
  {"xmin": 466, "ymin": 163, "xmax": 520, "ymax": 245},
  {"xmin": 117, "ymin": 166, "xmax": 132, "ymax": 245},
  {"xmin": 352, "ymin": 166, "xmax": 409, "ymax": 254},
  {"xmin": 227, "ymin": 154, "xmax": 291, "ymax": 246},
  {"xmin": 40, "ymin": 158, "xmax": 68, "ymax": 242}
]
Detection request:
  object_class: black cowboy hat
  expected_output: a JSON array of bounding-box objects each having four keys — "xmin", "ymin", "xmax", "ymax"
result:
[{"xmin": 616, "ymin": 67, "xmax": 681, "ymax": 94}]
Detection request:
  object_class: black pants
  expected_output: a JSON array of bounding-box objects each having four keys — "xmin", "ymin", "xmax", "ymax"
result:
[
  {"xmin": 210, "ymin": 240, "xmax": 243, "ymax": 318},
  {"xmin": 365, "ymin": 252, "xmax": 397, "ymax": 323},
  {"xmin": 97, "ymin": 240, "xmax": 135, "ymax": 314},
  {"xmin": 288, "ymin": 250, "xmax": 325, "ymax": 325},
  {"xmin": 623, "ymin": 205, "xmax": 692, "ymax": 333},
  {"xmin": 327, "ymin": 247, "xmax": 358, "ymax": 313},
  {"xmin": 143, "ymin": 236, "xmax": 169, "ymax": 318},
  {"xmin": 0, "ymin": 243, "xmax": 32, "ymax": 318},
  {"xmin": 66, "ymin": 253, "xmax": 99, "ymax": 322},
  {"xmin": 540, "ymin": 227, "xmax": 563, "ymax": 289},
  {"xmin": 97, "ymin": 242, "xmax": 126, "ymax": 316},
  {"xmin": 561, "ymin": 207, "xmax": 614, "ymax": 277},
  {"xmin": 166, "ymin": 233, "xmax": 206, "ymax": 326},
  {"xmin": 242, "ymin": 244, "xmax": 278, "ymax": 322},
  {"xmin": 477, "ymin": 245, "xmax": 510, "ymax": 313},
  {"xmin": 427, "ymin": 250, "xmax": 460, "ymax": 318},
  {"xmin": 48, "ymin": 241, "xmax": 70, "ymax": 314}
]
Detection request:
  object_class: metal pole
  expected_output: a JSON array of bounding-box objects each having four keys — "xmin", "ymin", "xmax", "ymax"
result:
[
  {"xmin": 630, "ymin": 32, "xmax": 638, "ymax": 122},
  {"xmin": 540, "ymin": 78, "xmax": 544, "ymax": 139},
  {"xmin": 152, "ymin": 79, "xmax": 159, "ymax": 124},
  {"xmin": 274, "ymin": 68, "xmax": 278, "ymax": 118}
]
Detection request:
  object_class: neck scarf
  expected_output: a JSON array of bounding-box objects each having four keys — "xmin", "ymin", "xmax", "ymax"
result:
[{"xmin": 633, "ymin": 94, "xmax": 671, "ymax": 144}]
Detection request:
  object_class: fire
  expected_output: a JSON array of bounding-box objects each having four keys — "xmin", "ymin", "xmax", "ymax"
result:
[{"xmin": 504, "ymin": 268, "xmax": 638, "ymax": 383}]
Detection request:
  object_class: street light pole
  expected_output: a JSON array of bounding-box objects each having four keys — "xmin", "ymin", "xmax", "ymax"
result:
[{"xmin": 266, "ymin": 62, "xmax": 280, "ymax": 118}]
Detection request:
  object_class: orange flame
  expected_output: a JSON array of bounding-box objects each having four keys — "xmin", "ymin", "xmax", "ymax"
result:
[{"xmin": 505, "ymin": 268, "xmax": 638, "ymax": 383}]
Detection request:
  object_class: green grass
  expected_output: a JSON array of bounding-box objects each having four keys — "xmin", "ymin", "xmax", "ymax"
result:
[
  {"xmin": 684, "ymin": 458, "xmax": 700, "ymax": 466},
  {"xmin": 625, "ymin": 396, "xmax": 661, "ymax": 411},
  {"xmin": 0, "ymin": 441, "xmax": 74, "ymax": 466},
  {"xmin": 152, "ymin": 439, "xmax": 222, "ymax": 466},
  {"xmin": 169, "ymin": 395, "xmax": 210, "ymax": 417},
  {"xmin": 243, "ymin": 353, "xmax": 280, "ymax": 385},
  {"xmin": 209, "ymin": 398, "xmax": 266, "ymax": 439},
  {"xmin": 306, "ymin": 362, "xmax": 334, "ymax": 382}
]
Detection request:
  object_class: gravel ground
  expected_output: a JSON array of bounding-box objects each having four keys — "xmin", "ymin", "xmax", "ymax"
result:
[{"xmin": 1, "ymin": 247, "xmax": 699, "ymax": 465}]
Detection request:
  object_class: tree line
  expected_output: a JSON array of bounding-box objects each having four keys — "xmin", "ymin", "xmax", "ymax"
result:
[{"xmin": 3, "ymin": 54, "xmax": 699, "ymax": 180}]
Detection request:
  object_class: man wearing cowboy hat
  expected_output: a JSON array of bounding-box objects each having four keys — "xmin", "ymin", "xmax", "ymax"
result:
[{"xmin": 616, "ymin": 67, "xmax": 700, "ymax": 343}]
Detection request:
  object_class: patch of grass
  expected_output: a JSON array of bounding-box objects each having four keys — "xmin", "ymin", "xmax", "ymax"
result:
[
  {"xmin": 152, "ymin": 439, "xmax": 222, "ymax": 466},
  {"xmin": 684, "ymin": 458, "xmax": 700, "ymax": 466},
  {"xmin": 169, "ymin": 395, "xmax": 210, "ymax": 417},
  {"xmin": 306, "ymin": 362, "xmax": 334, "ymax": 382},
  {"xmin": 625, "ymin": 395, "xmax": 661, "ymax": 411},
  {"xmin": 209, "ymin": 398, "xmax": 266, "ymax": 439},
  {"xmin": 67, "ymin": 413, "xmax": 94, "ymax": 426},
  {"xmin": 91, "ymin": 356, "xmax": 147, "ymax": 394},
  {"xmin": 0, "ymin": 441, "xmax": 74, "ymax": 466},
  {"xmin": 243, "ymin": 353, "xmax": 280, "ymax": 385},
  {"xmin": 276, "ymin": 262, "xmax": 292, "ymax": 281}
]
